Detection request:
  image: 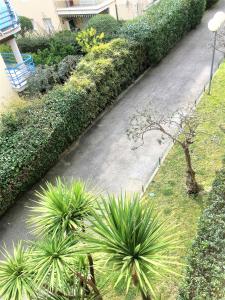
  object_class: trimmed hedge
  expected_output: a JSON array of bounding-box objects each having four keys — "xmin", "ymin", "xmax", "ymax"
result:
[
  {"xmin": 0, "ymin": 0, "xmax": 206, "ymax": 214},
  {"xmin": 206, "ymin": 0, "xmax": 219, "ymax": 9},
  {"xmin": 0, "ymin": 39, "xmax": 146, "ymax": 215},
  {"xmin": 85, "ymin": 14, "xmax": 121, "ymax": 39},
  {"xmin": 120, "ymin": 0, "xmax": 206, "ymax": 64},
  {"xmin": 178, "ymin": 168, "xmax": 225, "ymax": 299}
]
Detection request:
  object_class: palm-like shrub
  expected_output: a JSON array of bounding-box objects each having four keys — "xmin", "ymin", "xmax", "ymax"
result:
[
  {"xmin": 28, "ymin": 179, "xmax": 102, "ymax": 299},
  {"xmin": 84, "ymin": 194, "xmax": 180, "ymax": 300},
  {"xmin": 29, "ymin": 235, "xmax": 78, "ymax": 291},
  {"xmin": 29, "ymin": 178, "xmax": 96, "ymax": 236},
  {"xmin": 0, "ymin": 243, "xmax": 35, "ymax": 300},
  {"xmin": 0, "ymin": 237, "xmax": 89, "ymax": 300},
  {"xmin": 0, "ymin": 181, "xmax": 181, "ymax": 300}
]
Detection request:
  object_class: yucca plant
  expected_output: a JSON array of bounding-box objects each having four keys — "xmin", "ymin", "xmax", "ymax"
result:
[
  {"xmin": 28, "ymin": 178, "xmax": 102, "ymax": 299},
  {"xmin": 83, "ymin": 194, "xmax": 180, "ymax": 300},
  {"xmin": 29, "ymin": 178, "xmax": 97, "ymax": 237},
  {"xmin": 29, "ymin": 235, "xmax": 98, "ymax": 299},
  {"xmin": 0, "ymin": 243, "xmax": 35, "ymax": 300},
  {"xmin": 29, "ymin": 235, "xmax": 78, "ymax": 291},
  {"xmin": 0, "ymin": 236, "xmax": 98, "ymax": 300}
]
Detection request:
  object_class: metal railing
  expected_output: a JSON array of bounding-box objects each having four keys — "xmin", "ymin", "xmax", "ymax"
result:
[
  {"xmin": 0, "ymin": 0, "xmax": 19, "ymax": 33},
  {"xmin": 55, "ymin": 0, "xmax": 106, "ymax": 8},
  {"xmin": 1, "ymin": 53, "xmax": 35, "ymax": 90}
]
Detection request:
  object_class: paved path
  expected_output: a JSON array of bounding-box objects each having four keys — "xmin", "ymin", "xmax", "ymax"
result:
[{"xmin": 0, "ymin": 1, "xmax": 225, "ymax": 249}]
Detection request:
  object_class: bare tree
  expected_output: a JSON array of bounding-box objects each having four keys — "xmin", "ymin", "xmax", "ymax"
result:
[{"xmin": 127, "ymin": 105, "xmax": 201, "ymax": 195}]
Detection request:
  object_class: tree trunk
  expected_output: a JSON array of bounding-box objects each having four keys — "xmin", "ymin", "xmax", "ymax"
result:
[
  {"xmin": 183, "ymin": 145, "xmax": 200, "ymax": 194},
  {"xmin": 132, "ymin": 271, "xmax": 151, "ymax": 300},
  {"xmin": 141, "ymin": 290, "xmax": 151, "ymax": 300},
  {"xmin": 76, "ymin": 272, "xmax": 103, "ymax": 300},
  {"xmin": 87, "ymin": 254, "xmax": 96, "ymax": 284}
]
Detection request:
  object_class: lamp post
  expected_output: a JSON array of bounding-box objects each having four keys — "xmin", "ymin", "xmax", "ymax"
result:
[{"xmin": 208, "ymin": 12, "xmax": 225, "ymax": 95}]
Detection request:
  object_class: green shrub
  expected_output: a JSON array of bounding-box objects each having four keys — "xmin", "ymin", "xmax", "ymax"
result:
[
  {"xmin": 23, "ymin": 65, "xmax": 59, "ymax": 98},
  {"xmin": 18, "ymin": 16, "xmax": 33, "ymax": 36},
  {"xmin": 120, "ymin": 0, "xmax": 206, "ymax": 65},
  {"xmin": 0, "ymin": 43, "xmax": 10, "ymax": 52},
  {"xmin": 76, "ymin": 27, "xmax": 105, "ymax": 53},
  {"xmin": 0, "ymin": 38, "xmax": 146, "ymax": 215},
  {"xmin": 57, "ymin": 55, "xmax": 81, "ymax": 82},
  {"xmin": 17, "ymin": 31, "xmax": 81, "ymax": 65},
  {"xmin": 24, "ymin": 55, "xmax": 81, "ymax": 98},
  {"xmin": 85, "ymin": 14, "xmax": 121, "ymax": 39},
  {"xmin": 206, "ymin": 0, "xmax": 219, "ymax": 8},
  {"xmin": 33, "ymin": 31, "xmax": 81, "ymax": 65},
  {"xmin": 0, "ymin": 112, "xmax": 22, "ymax": 134},
  {"xmin": 178, "ymin": 168, "xmax": 225, "ymax": 299},
  {"xmin": 17, "ymin": 35, "xmax": 50, "ymax": 53}
]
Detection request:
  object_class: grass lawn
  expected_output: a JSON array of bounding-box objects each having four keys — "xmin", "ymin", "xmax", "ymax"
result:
[
  {"xmin": 107, "ymin": 62, "xmax": 225, "ymax": 300},
  {"xmin": 145, "ymin": 62, "xmax": 225, "ymax": 299}
]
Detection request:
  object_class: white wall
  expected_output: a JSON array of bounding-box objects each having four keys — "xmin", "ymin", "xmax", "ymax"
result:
[
  {"xmin": 115, "ymin": 0, "xmax": 153, "ymax": 20},
  {"xmin": 11, "ymin": 0, "xmax": 65, "ymax": 33},
  {"xmin": 0, "ymin": 55, "xmax": 18, "ymax": 108}
]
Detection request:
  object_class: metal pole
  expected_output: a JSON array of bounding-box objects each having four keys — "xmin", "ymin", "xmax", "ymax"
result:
[
  {"xmin": 208, "ymin": 31, "xmax": 217, "ymax": 95},
  {"xmin": 115, "ymin": 1, "xmax": 119, "ymax": 21}
]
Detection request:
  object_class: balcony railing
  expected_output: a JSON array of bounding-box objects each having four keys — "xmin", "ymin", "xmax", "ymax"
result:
[
  {"xmin": 0, "ymin": 0, "xmax": 19, "ymax": 34},
  {"xmin": 55, "ymin": 0, "xmax": 108, "ymax": 8},
  {"xmin": 1, "ymin": 53, "xmax": 35, "ymax": 91}
]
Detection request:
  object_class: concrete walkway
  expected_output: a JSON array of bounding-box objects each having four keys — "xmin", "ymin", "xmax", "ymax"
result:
[{"xmin": 0, "ymin": 1, "xmax": 225, "ymax": 249}]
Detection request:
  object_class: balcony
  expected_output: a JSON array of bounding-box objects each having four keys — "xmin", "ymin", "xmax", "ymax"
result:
[
  {"xmin": 55, "ymin": 0, "xmax": 114, "ymax": 17},
  {"xmin": 1, "ymin": 53, "xmax": 35, "ymax": 91},
  {"xmin": 0, "ymin": 0, "xmax": 20, "ymax": 42}
]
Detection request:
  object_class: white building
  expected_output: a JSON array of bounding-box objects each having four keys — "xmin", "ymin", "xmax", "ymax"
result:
[
  {"xmin": 11, "ymin": 0, "xmax": 154, "ymax": 32},
  {"xmin": 0, "ymin": 0, "xmax": 34, "ymax": 105}
]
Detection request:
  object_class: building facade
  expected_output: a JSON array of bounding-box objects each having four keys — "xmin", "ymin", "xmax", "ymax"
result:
[
  {"xmin": 11, "ymin": 0, "xmax": 154, "ymax": 33},
  {"xmin": 0, "ymin": 0, "xmax": 34, "ymax": 104},
  {"xmin": 11, "ymin": 0, "xmax": 66, "ymax": 32}
]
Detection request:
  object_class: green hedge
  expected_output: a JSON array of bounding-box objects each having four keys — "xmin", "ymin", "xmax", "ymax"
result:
[
  {"xmin": 120, "ymin": 0, "xmax": 206, "ymax": 64},
  {"xmin": 206, "ymin": 0, "xmax": 219, "ymax": 9},
  {"xmin": 0, "ymin": 0, "xmax": 206, "ymax": 214},
  {"xmin": 85, "ymin": 14, "xmax": 121, "ymax": 39},
  {"xmin": 17, "ymin": 35, "xmax": 50, "ymax": 53},
  {"xmin": 0, "ymin": 39, "xmax": 146, "ymax": 215},
  {"xmin": 178, "ymin": 168, "xmax": 225, "ymax": 299},
  {"xmin": 17, "ymin": 31, "xmax": 81, "ymax": 65}
]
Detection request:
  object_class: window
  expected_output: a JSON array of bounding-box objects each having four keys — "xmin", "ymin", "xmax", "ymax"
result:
[
  {"xmin": 43, "ymin": 18, "xmax": 54, "ymax": 34},
  {"xmin": 66, "ymin": 0, "xmax": 74, "ymax": 7}
]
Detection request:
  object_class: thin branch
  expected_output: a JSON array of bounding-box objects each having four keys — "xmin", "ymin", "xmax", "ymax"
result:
[
  {"xmin": 43, "ymin": 284, "xmax": 75, "ymax": 299},
  {"xmin": 76, "ymin": 272, "xmax": 103, "ymax": 299}
]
